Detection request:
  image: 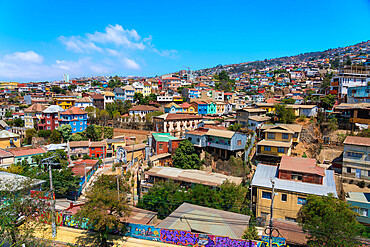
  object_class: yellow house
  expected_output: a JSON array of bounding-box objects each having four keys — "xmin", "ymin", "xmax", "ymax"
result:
[
  {"xmin": 0, "ymin": 130, "xmax": 20, "ymax": 149},
  {"xmin": 143, "ymin": 82, "xmax": 152, "ymax": 97},
  {"xmin": 251, "ymin": 157, "xmax": 336, "ymax": 221},
  {"xmin": 215, "ymin": 102, "xmax": 226, "ymax": 115},
  {"xmin": 256, "ymin": 124, "xmax": 302, "ymax": 158},
  {"xmin": 0, "ymin": 82, "xmax": 18, "ymax": 90},
  {"xmin": 256, "ymin": 103, "xmax": 276, "ymax": 114},
  {"xmin": 173, "ymin": 96, "xmax": 183, "ymax": 103},
  {"xmin": 180, "ymin": 103, "xmax": 197, "ymax": 115},
  {"xmin": 106, "ymin": 137, "xmax": 126, "ymax": 159},
  {"xmin": 53, "ymin": 96, "xmax": 77, "ymax": 110}
]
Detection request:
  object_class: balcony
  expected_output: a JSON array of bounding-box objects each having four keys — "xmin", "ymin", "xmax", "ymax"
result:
[
  {"xmin": 207, "ymin": 141, "xmax": 233, "ymax": 151},
  {"xmin": 329, "ymin": 90, "xmax": 338, "ymax": 94}
]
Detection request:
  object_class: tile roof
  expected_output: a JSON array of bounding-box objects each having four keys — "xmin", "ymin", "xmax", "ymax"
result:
[
  {"xmin": 180, "ymin": 102, "xmax": 191, "ymax": 108},
  {"xmin": 89, "ymin": 141, "xmax": 106, "ymax": 147},
  {"xmin": 60, "ymin": 106, "xmax": 87, "ymax": 115},
  {"xmin": 76, "ymin": 97, "xmax": 92, "ymax": 103},
  {"xmin": 113, "ymin": 88, "xmax": 124, "ymax": 94},
  {"xmin": 154, "ymin": 113, "xmax": 202, "ymax": 121},
  {"xmin": 0, "ymin": 148, "xmax": 14, "ymax": 158},
  {"xmin": 164, "ymin": 102, "xmax": 181, "ymax": 108},
  {"xmin": 69, "ymin": 141, "xmax": 90, "ymax": 148},
  {"xmin": 129, "ymin": 105, "xmax": 159, "ymax": 112},
  {"xmin": 91, "ymin": 94, "xmax": 104, "ymax": 100},
  {"xmin": 24, "ymin": 103, "xmax": 48, "ymax": 113},
  {"xmin": 8, "ymin": 147, "xmax": 46, "ymax": 157},
  {"xmin": 344, "ymin": 136, "xmax": 370, "ymax": 147},
  {"xmin": 280, "ymin": 156, "xmax": 325, "ymax": 176}
]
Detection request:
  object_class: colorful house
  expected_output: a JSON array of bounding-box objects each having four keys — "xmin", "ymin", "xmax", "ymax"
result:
[
  {"xmin": 60, "ymin": 107, "xmax": 88, "ymax": 133},
  {"xmin": 206, "ymin": 102, "xmax": 217, "ymax": 115},
  {"xmin": 38, "ymin": 105, "xmax": 64, "ymax": 131},
  {"xmin": 0, "ymin": 130, "xmax": 20, "ymax": 149},
  {"xmin": 164, "ymin": 103, "xmax": 182, "ymax": 114},
  {"xmin": 215, "ymin": 102, "xmax": 226, "ymax": 115},
  {"xmin": 181, "ymin": 102, "xmax": 196, "ymax": 115},
  {"xmin": 191, "ymin": 101, "xmax": 208, "ymax": 115},
  {"xmin": 143, "ymin": 82, "xmax": 152, "ymax": 97},
  {"xmin": 53, "ymin": 96, "xmax": 77, "ymax": 110},
  {"xmin": 89, "ymin": 141, "xmax": 106, "ymax": 159},
  {"xmin": 9, "ymin": 147, "xmax": 46, "ymax": 166},
  {"xmin": 24, "ymin": 103, "xmax": 48, "ymax": 129}
]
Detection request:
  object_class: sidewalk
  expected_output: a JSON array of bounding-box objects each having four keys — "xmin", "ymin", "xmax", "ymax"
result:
[{"xmin": 40, "ymin": 225, "xmax": 178, "ymax": 246}]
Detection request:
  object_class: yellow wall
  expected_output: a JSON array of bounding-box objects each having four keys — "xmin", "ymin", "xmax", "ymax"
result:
[
  {"xmin": 255, "ymin": 187, "xmax": 307, "ymax": 220},
  {"xmin": 259, "ymin": 145, "xmax": 288, "ymax": 157},
  {"xmin": 260, "ymin": 106, "xmax": 275, "ymax": 113},
  {"xmin": 265, "ymin": 132, "xmax": 293, "ymax": 142},
  {"xmin": 0, "ymin": 137, "xmax": 20, "ymax": 149},
  {"xmin": 55, "ymin": 100, "xmax": 74, "ymax": 110},
  {"xmin": 143, "ymin": 85, "xmax": 151, "ymax": 97},
  {"xmin": 183, "ymin": 106, "xmax": 197, "ymax": 114},
  {"xmin": 1, "ymin": 82, "xmax": 18, "ymax": 90}
]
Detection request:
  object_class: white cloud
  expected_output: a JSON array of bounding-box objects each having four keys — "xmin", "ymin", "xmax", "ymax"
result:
[
  {"xmin": 59, "ymin": 36, "xmax": 103, "ymax": 53},
  {"xmin": 4, "ymin": 51, "xmax": 44, "ymax": 63},
  {"xmin": 123, "ymin": 57, "xmax": 140, "ymax": 70}
]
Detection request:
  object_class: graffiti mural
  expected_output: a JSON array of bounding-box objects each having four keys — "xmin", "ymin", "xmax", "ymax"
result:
[
  {"xmin": 126, "ymin": 223, "xmax": 161, "ymax": 242},
  {"xmin": 62, "ymin": 214, "xmax": 89, "ymax": 229},
  {"xmin": 214, "ymin": 236, "xmax": 257, "ymax": 247}
]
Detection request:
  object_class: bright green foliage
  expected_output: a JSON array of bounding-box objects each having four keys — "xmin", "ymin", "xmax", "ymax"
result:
[
  {"xmin": 4, "ymin": 109, "xmax": 13, "ymax": 118},
  {"xmin": 172, "ymin": 139, "xmax": 200, "ymax": 169},
  {"xmin": 137, "ymin": 180, "xmax": 250, "ymax": 220},
  {"xmin": 74, "ymin": 175, "xmax": 131, "ymax": 247},
  {"xmin": 242, "ymin": 219, "xmax": 259, "ymax": 240},
  {"xmin": 13, "ymin": 118, "xmax": 24, "ymax": 127},
  {"xmin": 58, "ymin": 124, "xmax": 72, "ymax": 142},
  {"xmin": 298, "ymin": 194, "xmax": 364, "ymax": 247},
  {"xmin": 103, "ymin": 126, "xmax": 113, "ymax": 139},
  {"xmin": 274, "ymin": 104, "xmax": 296, "ymax": 124},
  {"xmin": 71, "ymin": 133, "xmax": 86, "ymax": 141},
  {"xmin": 145, "ymin": 111, "xmax": 164, "ymax": 124}
]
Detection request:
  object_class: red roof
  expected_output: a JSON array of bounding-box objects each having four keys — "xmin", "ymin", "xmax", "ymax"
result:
[
  {"xmin": 180, "ymin": 102, "xmax": 191, "ymax": 108},
  {"xmin": 60, "ymin": 106, "xmax": 87, "ymax": 115},
  {"xmin": 0, "ymin": 149, "xmax": 13, "ymax": 158},
  {"xmin": 91, "ymin": 93, "xmax": 104, "ymax": 100},
  {"xmin": 8, "ymin": 147, "xmax": 46, "ymax": 157},
  {"xmin": 129, "ymin": 105, "xmax": 159, "ymax": 111},
  {"xmin": 280, "ymin": 156, "xmax": 325, "ymax": 177}
]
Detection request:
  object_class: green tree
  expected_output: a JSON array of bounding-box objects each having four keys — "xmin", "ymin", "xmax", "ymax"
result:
[
  {"xmin": 242, "ymin": 219, "xmax": 259, "ymax": 240},
  {"xmin": 37, "ymin": 129, "xmax": 52, "ymax": 138},
  {"xmin": 100, "ymin": 109, "xmax": 110, "ymax": 121},
  {"xmin": 274, "ymin": 104, "xmax": 296, "ymax": 124},
  {"xmin": 51, "ymin": 85, "xmax": 66, "ymax": 94},
  {"xmin": 322, "ymin": 94, "xmax": 336, "ymax": 109},
  {"xmin": 85, "ymin": 106, "xmax": 100, "ymax": 119},
  {"xmin": 25, "ymin": 128, "xmax": 37, "ymax": 144},
  {"xmin": 228, "ymin": 123, "xmax": 242, "ymax": 131},
  {"xmin": 49, "ymin": 129, "xmax": 62, "ymax": 143},
  {"xmin": 172, "ymin": 139, "xmax": 201, "ymax": 169},
  {"xmin": 134, "ymin": 92, "xmax": 144, "ymax": 104},
  {"xmin": 0, "ymin": 177, "xmax": 52, "ymax": 246},
  {"xmin": 123, "ymin": 100, "xmax": 132, "ymax": 114},
  {"xmin": 4, "ymin": 109, "xmax": 13, "ymax": 118},
  {"xmin": 298, "ymin": 194, "xmax": 364, "ymax": 247},
  {"xmin": 12, "ymin": 118, "xmax": 24, "ymax": 127},
  {"xmin": 145, "ymin": 111, "xmax": 164, "ymax": 125},
  {"xmin": 82, "ymin": 154, "xmax": 91, "ymax": 159},
  {"xmin": 74, "ymin": 175, "xmax": 131, "ymax": 247},
  {"xmin": 103, "ymin": 126, "xmax": 114, "ymax": 139},
  {"xmin": 58, "ymin": 124, "xmax": 72, "ymax": 142},
  {"xmin": 85, "ymin": 125, "xmax": 99, "ymax": 141},
  {"xmin": 282, "ymin": 98, "xmax": 296, "ymax": 104},
  {"xmin": 71, "ymin": 133, "xmax": 86, "ymax": 141}
]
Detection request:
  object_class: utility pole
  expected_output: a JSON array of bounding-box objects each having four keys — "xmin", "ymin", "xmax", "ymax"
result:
[
  {"xmin": 48, "ymin": 159, "xmax": 56, "ymax": 239},
  {"xmin": 269, "ymin": 179, "xmax": 275, "ymax": 247},
  {"xmin": 117, "ymin": 174, "xmax": 120, "ymax": 199}
]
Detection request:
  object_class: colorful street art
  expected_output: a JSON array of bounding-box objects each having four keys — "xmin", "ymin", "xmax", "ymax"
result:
[
  {"xmin": 126, "ymin": 223, "xmax": 161, "ymax": 242},
  {"xmin": 41, "ymin": 213, "xmax": 286, "ymax": 247}
]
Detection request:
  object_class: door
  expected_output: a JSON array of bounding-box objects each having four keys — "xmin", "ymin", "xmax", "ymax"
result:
[{"xmin": 356, "ymin": 169, "xmax": 361, "ymax": 179}]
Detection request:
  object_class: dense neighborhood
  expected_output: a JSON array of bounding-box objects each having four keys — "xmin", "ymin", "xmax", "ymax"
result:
[{"xmin": 1, "ymin": 40, "xmax": 370, "ymax": 247}]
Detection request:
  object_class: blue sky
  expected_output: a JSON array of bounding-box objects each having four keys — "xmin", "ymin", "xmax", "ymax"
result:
[{"xmin": 0, "ymin": 0, "xmax": 369, "ymax": 82}]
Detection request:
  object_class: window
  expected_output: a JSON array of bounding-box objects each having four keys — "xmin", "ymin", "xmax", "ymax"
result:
[
  {"xmin": 47, "ymin": 127, "xmax": 51, "ymax": 130},
  {"xmin": 47, "ymin": 121, "xmax": 50, "ymax": 124},
  {"xmin": 159, "ymin": 144, "xmax": 163, "ymax": 150},
  {"xmin": 188, "ymin": 137, "xmax": 192, "ymax": 141},
  {"xmin": 358, "ymin": 208, "xmax": 369, "ymax": 217},
  {"xmin": 282, "ymin": 133, "xmax": 289, "ymax": 139},
  {"xmin": 237, "ymin": 140, "xmax": 242, "ymax": 145},
  {"xmin": 278, "ymin": 147, "xmax": 285, "ymax": 153},
  {"xmin": 73, "ymin": 122, "xmax": 76, "ymax": 126},
  {"xmin": 55, "ymin": 120, "xmax": 58, "ymax": 124},
  {"xmin": 80, "ymin": 127, "xmax": 82, "ymax": 130},
  {"xmin": 264, "ymin": 146, "xmax": 271, "ymax": 151},
  {"xmin": 73, "ymin": 128, "xmax": 76, "ymax": 131},
  {"xmin": 285, "ymin": 217, "xmax": 296, "ymax": 222},
  {"xmin": 262, "ymin": 191, "xmax": 272, "ymax": 199},
  {"xmin": 197, "ymin": 138, "xmax": 200, "ymax": 142},
  {"xmin": 292, "ymin": 173, "xmax": 303, "ymax": 181},
  {"xmin": 293, "ymin": 133, "xmax": 298, "ymax": 138},
  {"xmin": 47, "ymin": 114, "xmax": 50, "ymax": 118},
  {"xmin": 281, "ymin": 194, "xmax": 287, "ymax": 202},
  {"xmin": 297, "ymin": 197, "xmax": 307, "ymax": 205},
  {"xmin": 267, "ymin": 133, "xmax": 275, "ymax": 139},
  {"xmin": 347, "ymin": 152, "xmax": 363, "ymax": 159},
  {"xmin": 347, "ymin": 167, "xmax": 352, "ymax": 173}
]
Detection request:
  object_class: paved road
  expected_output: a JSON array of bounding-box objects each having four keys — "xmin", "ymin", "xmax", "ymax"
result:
[{"xmin": 40, "ymin": 225, "xmax": 177, "ymax": 246}]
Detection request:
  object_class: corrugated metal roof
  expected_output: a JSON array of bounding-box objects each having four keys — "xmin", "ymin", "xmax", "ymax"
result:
[
  {"xmin": 206, "ymin": 129, "xmax": 235, "ymax": 139},
  {"xmin": 257, "ymin": 139, "xmax": 292, "ymax": 148},
  {"xmin": 0, "ymin": 130, "xmax": 20, "ymax": 139},
  {"xmin": 251, "ymin": 164, "xmax": 337, "ymax": 197}
]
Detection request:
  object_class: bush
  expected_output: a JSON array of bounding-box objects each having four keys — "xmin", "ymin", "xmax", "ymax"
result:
[{"xmin": 358, "ymin": 180, "xmax": 366, "ymax": 188}]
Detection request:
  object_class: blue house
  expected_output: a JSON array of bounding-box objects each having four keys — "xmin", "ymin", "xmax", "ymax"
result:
[
  {"xmin": 114, "ymin": 87, "xmax": 125, "ymax": 101},
  {"xmin": 60, "ymin": 106, "xmax": 88, "ymax": 133},
  {"xmin": 164, "ymin": 103, "xmax": 182, "ymax": 113},
  {"xmin": 347, "ymin": 192, "xmax": 370, "ymax": 225},
  {"xmin": 348, "ymin": 85, "xmax": 370, "ymax": 104},
  {"xmin": 191, "ymin": 101, "xmax": 208, "ymax": 115}
]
